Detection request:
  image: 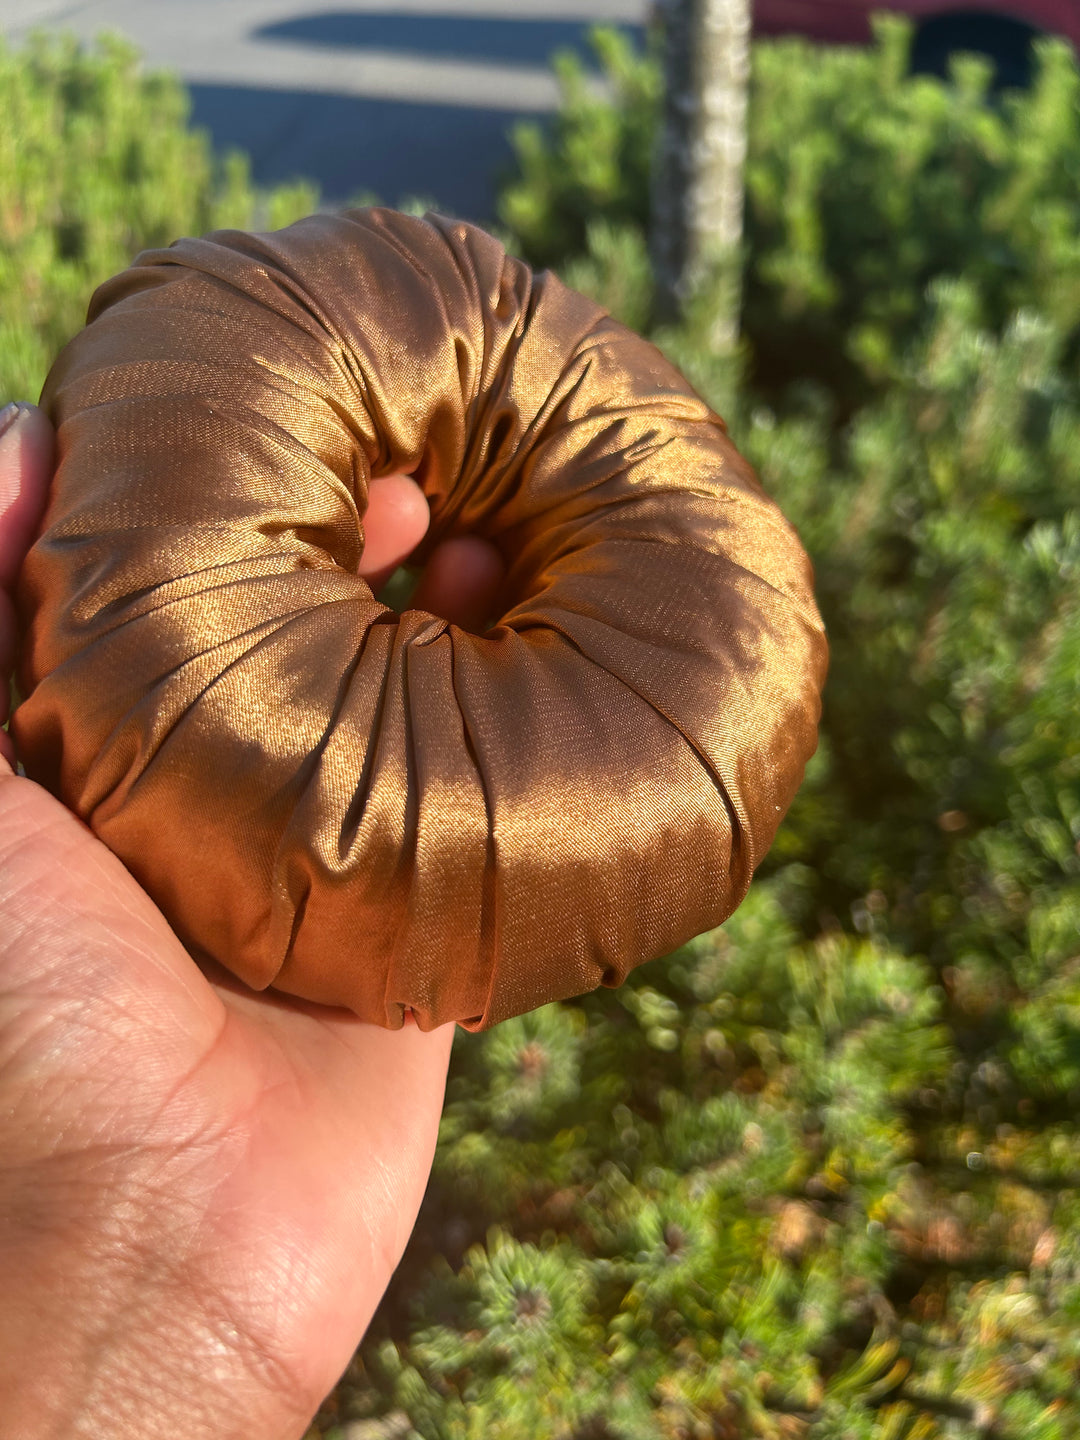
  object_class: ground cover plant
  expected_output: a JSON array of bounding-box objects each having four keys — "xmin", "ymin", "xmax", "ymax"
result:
[{"xmin": 2, "ymin": 22, "xmax": 1079, "ymax": 1439}]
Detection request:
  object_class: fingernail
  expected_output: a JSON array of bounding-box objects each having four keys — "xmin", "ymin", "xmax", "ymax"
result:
[{"xmin": 0, "ymin": 402, "xmax": 23, "ymax": 440}]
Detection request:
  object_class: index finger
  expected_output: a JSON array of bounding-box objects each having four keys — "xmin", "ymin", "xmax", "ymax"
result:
[{"xmin": 0, "ymin": 404, "xmax": 55, "ymax": 591}]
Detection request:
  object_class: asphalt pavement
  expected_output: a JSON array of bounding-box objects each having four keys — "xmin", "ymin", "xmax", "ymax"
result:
[{"xmin": 0, "ymin": 0, "xmax": 648, "ymax": 222}]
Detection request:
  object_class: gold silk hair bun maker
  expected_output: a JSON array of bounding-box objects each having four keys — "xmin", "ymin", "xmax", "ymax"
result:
[{"xmin": 14, "ymin": 208, "xmax": 829, "ymax": 1032}]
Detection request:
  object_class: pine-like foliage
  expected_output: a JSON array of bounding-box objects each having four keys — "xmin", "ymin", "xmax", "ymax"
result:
[
  {"xmin": 0, "ymin": 31, "xmax": 319, "ymax": 405},
  {"xmin": 498, "ymin": 17, "xmax": 1080, "ymax": 418},
  {"xmin": 2, "ymin": 24, "xmax": 1079, "ymax": 1440}
]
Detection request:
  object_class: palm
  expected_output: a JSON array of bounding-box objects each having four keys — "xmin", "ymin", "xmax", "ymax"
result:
[
  {"xmin": 0, "ymin": 407, "xmax": 503, "ymax": 1438},
  {"xmin": 2, "ymin": 769, "xmax": 451, "ymax": 1431}
]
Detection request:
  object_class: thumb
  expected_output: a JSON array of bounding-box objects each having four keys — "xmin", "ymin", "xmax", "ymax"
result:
[
  {"xmin": 0, "ymin": 403, "xmax": 55, "ymax": 771},
  {"xmin": 0, "ymin": 404, "xmax": 53, "ymax": 590}
]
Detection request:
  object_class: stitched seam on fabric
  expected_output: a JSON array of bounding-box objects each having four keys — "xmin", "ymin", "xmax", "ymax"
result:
[
  {"xmin": 381, "ymin": 627, "xmax": 423, "ymax": 1025},
  {"xmin": 449, "ymin": 639, "xmax": 499, "ymax": 1030}
]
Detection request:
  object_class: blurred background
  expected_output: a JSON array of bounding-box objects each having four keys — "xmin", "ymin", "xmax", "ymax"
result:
[
  {"xmin": 2, "ymin": 2, "xmax": 1080, "ymax": 1437},
  {"xmin": 1, "ymin": 0, "xmax": 1063, "ymax": 220},
  {"xmin": 1, "ymin": 0, "xmax": 650, "ymax": 221}
]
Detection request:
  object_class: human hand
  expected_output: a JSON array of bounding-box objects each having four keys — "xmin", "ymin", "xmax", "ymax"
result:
[{"xmin": 0, "ymin": 402, "xmax": 504, "ymax": 1439}]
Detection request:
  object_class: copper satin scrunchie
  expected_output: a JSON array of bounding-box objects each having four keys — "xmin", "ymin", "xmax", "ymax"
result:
[{"xmin": 14, "ymin": 208, "xmax": 828, "ymax": 1032}]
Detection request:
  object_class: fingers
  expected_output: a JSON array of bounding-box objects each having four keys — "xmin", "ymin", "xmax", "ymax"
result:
[
  {"xmin": 0, "ymin": 589, "xmax": 16, "ymax": 698},
  {"xmin": 359, "ymin": 473, "xmax": 506, "ymax": 631},
  {"xmin": 0, "ymin": 588, "xmax": 16, "ymax": 739},
  {"xmin": 358, "ymin": 474, "xmax": 430, "ymax": 592},
  {"xmin": 411, "ymin": 535, "xmax": 506, "ymax": 632},
  {"xmin": 0, "ymin": 404, "xmax": 54, "ymax": 592},
  {"xmin": 0, "ymin": 404, "xmax": 54, "ymax": 775}
]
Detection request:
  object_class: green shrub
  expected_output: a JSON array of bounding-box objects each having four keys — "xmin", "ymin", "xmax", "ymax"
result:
[
  {"xmin": 497, "ymin": 26, "xmax": 661, "ymax": 277},
  {"xmin": 0, "ymin": 30, "xmax": 318, "ymax": 404},
  {"xmin": 499, "ymin": 19, "xmax": 1080, "ymax": 419}
]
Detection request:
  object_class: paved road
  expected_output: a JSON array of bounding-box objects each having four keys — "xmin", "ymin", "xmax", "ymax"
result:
[{"xmin": 0, "ymin": 0, "xmax": 647, "ymax": 222}]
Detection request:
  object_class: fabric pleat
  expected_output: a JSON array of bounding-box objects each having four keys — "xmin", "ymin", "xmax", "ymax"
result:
[{"xmin": 14, "ymin": 208, "xmax": 828, "ymax": 1031}]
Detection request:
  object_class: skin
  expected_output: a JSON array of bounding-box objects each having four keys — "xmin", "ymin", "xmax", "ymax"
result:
[{"xmin": 0, "ymin": 403, "xmax": 505, "ymax": 1439}]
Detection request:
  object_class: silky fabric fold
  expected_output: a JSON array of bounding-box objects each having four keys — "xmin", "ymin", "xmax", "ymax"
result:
[{"xmin": 14, "ymin": 208, "xmax": 828, "ymax": 1032}]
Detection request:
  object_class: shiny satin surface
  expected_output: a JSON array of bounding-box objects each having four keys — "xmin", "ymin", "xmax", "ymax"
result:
[{"xmin": 14, "ymin": 209, "xmax": 828, "ymax": 1031}]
